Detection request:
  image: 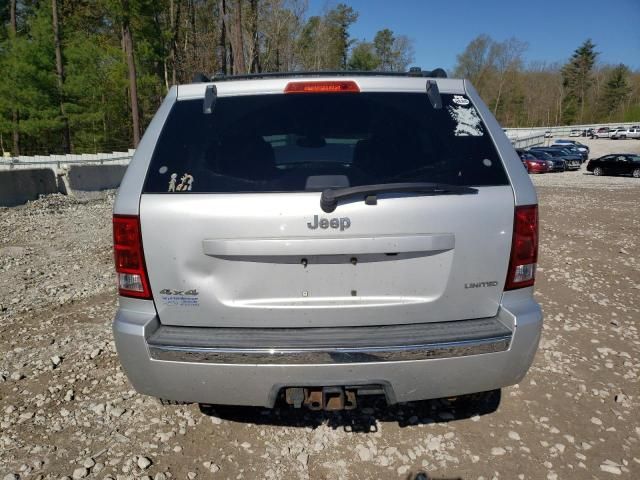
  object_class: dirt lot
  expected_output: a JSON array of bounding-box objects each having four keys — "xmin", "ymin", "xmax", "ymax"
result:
[{"xmin": 1, "ymin": 148, "xmax": 639, "ymax": 479}]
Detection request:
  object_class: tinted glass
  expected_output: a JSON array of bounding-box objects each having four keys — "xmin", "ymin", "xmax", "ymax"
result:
[{"xmin": 144, "ymin": 93, "xmax": 508, "ymax": 193}]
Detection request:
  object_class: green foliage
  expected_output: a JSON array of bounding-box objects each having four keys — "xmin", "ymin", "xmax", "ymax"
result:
[
  {"xmin": 454, "ymin": 35, "xmax": 639, "ymax": 127},
  {"xmin": 623, "ymin": 104, "xmax": 640, "ymax": 122},
  {"xmin": 325, "ymin": 3, "xmax": 357, "ymax": 69},
  {"xmin": 348, "ymin": 41, "xmax": 379, "ymax": 71},
  {"xmin": 597, "ymin": 64, "xmax": 631, "ymax": 121},
  {"xmin": 297, "ymin": 4, "xmax": 358, "ymax": 70},
  {"xmin": 371, "ymin": 28, "xmax": 412, "ymax": 72},
  {"xmin": 0, "ymin": 1, "xmax": 419, "ymax": 154},
  {"xmin": 561, "ymin": 39, "xmax": 598, "ymax": 123}
]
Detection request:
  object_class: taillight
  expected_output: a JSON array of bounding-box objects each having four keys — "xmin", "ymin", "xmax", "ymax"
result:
[
  {"xmin": 284, "ymin": 80, "xmax": 360, "ymax": 94},
  {"xmin": 113, "ymin": 215, "xmax": 152, "ymax": 299},
  {"xmin": 505, "ymin": 205, "xmax": 538, "ymax": 290}
]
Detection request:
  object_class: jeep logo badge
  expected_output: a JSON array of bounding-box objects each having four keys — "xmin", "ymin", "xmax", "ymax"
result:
[{"xmin": 307, "ymin": 214, "xmax": 351, "ymax": 231}]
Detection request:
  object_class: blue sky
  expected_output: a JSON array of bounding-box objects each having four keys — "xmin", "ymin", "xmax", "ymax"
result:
[{"xmin": 307, "ymin": 0, "xmax": 640, "ymax": 71}]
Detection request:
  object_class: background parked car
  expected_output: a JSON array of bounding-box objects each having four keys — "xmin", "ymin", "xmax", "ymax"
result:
[
  {"xmin": 548, "ymin": 144, "xmax": 588, "ymax": 163},
  {"xmin": 609, "ymin": 127, "xmax": 628, "ymax": 139},
  {"xmin": 569, "ymin": 129, "xmax": 581, "ymax": 137},
  {"xmin": 594, "ymin": 127, "xmax": 610, "ymax": 138},
  {"xmin": 544, "ymin": 130, "xmax": 553, "ymax": 138},
  {"xmin": 587, "ymin": 154, "xmax": 640, "ymax": 177},
  {"xmin": 528, "ymin": 148, "xmax": 566, "ymax": 172},
  {"xmin": 581, "ymin": 128, "xmax": 595, "ymax": 138},
  {"xmin": 516, "ymin": 149, "xmax": 550, "ymax": 174},
  {"xmin": 552, "ymin": 139, "xmax": 590, "ymax": 158},
  {"xmin": 618, "ymin": 127, "xmax": 640, "ymax": 139},
  {"xmin": 531, "ymin": 147, "xmax": 581, "ymax": 170}
]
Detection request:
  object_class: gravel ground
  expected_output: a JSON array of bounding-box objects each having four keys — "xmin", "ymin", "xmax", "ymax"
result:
[{"xmin": 1, "ymin": 149, "xmax": 639, "ymax": 479}]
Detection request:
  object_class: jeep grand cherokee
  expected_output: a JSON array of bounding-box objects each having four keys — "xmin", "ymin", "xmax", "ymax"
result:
[{"xmin": 112, "ymin": 70, "xmax": 542, "ymax": 410}]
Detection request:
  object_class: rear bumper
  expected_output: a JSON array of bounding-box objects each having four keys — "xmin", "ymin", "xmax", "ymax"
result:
[
  {"xmin": 113, "ymin": 291, "xmax": 542, "ymax": 407},
  {"xmin": 146, "ymin": 317, "xmax": 512, "ymax": 364}
]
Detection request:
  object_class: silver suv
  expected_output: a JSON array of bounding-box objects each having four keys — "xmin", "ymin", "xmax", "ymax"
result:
[{"xmin": 112, "ymin": 71, "xmax": 542, "ymax": 410}]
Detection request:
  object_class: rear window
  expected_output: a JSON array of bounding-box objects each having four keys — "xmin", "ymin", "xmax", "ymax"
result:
[{"xmin": 144, "ymin": 92, "xmax": 508, "ymax": 193}]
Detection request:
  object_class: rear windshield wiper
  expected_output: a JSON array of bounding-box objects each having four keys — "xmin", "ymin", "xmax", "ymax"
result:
[{"xmin": 320, "ymin": 182, "xmax": 478, "ymax": 213}]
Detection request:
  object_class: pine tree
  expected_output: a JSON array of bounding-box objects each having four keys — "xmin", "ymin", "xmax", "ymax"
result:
[
  {"xmin": 598, "ymin": 64, "xmax": 631, "ymax": 121},
  {"xmin": 325, "ymin": 3, "xmax": 357, "ymax": 70},
  {"xmin": 561, "ymin": 39, "xmax": 598, "ymax": 124},
  {"xmin": 348, "ymin": 41, "xmax": 379, "ymax": 71},
  {"xmin": 373, "ymin": 29, "xmax": 413, "ymax": 72}
]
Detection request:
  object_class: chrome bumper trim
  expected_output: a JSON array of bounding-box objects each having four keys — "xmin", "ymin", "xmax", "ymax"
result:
[{"xmin": 148, "ymin": 335, "xmax": 512, "ymax": 365}]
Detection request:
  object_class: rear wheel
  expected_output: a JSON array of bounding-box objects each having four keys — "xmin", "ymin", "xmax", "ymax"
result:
[
  {"xmin": 632, "ymin": 168, "xmax": 640, "ymax": 178},
  {"xmin": 593, "ymin": 167, "xmax": 603, "ymax": 176}
]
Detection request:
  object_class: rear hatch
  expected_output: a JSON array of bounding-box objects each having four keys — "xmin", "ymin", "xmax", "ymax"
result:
[{"xmin": 139, "ymin": 83, "xmax": 515, "ymax": 328}]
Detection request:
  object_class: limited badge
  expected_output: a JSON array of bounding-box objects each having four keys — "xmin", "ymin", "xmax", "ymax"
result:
[{"xmin": 452, "ymin": 95, "xmax": 470, "ymax": 106}]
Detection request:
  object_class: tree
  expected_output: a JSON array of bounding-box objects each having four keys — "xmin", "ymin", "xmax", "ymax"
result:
[
  {"xmin": 325, "ymin": 3, "xmax": 357, "ymax": 69},
  {"xmin": 390, "ymin": 34, "xmax": 413, "ymax": 72},
  {"xmin": 217, "ymin": 0, "xmax": 227, "ymax": 74},
  {"xmin": 9, "ymin": 0, "xmax": 19, "ymax": 155},
  {"xmin": 262, "ymin": 0, "xmax": 305, "ymax": 72},
  {"xmin": 121, "ymin": 0, "xmax": 141, "ymax": 146},
  {"xmin": 598, "ymin": 64, "xmax": 631, "ymax": 120},
  {"xmin": 348, "ymin": 41, "xmax": 379, "ymax": 70},
  {"xmin": 373, "ymin": 29, "xmax": 413, "ymax": 71},
  {"xmin": 491, "ymin": 37, "xmax": 527, "ymax": 116},
  {"xmin": 297, "ymin": 3, "xmax": 356, "ymax": 71},
  {"xmin": 248, "ymin": 0, "xmax": 260, "ymax": 73},
  {"xmin": 453, "ymin": 34, "xmax": 495, "ymax": 92},
  {"xmin": 169, "ymin": 0, "xmax": 181, "ymax": 85},
  {"xmin": 51, "ymin": 0, "xmax": 71, "ymax": 152},
  {"xmin": 561, "ymin": 39, "xmax": 598, "ymax": 123},
  {"xmin": 373, "ymin": 28, "xmax": 393, "ymax": 70},
  {"xmin": 225, "ymin": 0, "xmax": 246, "ymax": 74}
]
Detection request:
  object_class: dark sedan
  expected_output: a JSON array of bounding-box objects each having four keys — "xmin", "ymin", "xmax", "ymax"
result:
[
  {"xmin": 548, "ymin": 145, "xmax": 588, "ymax": 163},
  {"xmin": 516, "ymin": 150, "xmax": 549, "ymax": 173},
  {"xmin": 527, "ymin": 149, "xmax": 565, "ymax": 172},
  {"xmin": 587, "ymin": 154, "xmax": 640, "ymax": 178},
  {"xmin": 530, "ymin": 147, "xmax": 581, "ymax": 170}
]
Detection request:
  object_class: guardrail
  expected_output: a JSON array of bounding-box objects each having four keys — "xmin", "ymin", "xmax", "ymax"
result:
[
  {"xmin": 504, "ymin": 121, "xmax": 638, "ymax": 139},
  {"xmin": 509, "ymin": 133, "xmax": 545, "ymax": 149},
  {"xmin": 0, "ymin": 155, "xmax": 132, "ymax": 171}
]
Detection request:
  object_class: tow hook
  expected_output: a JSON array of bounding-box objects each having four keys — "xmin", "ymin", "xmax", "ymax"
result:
[{"xmin": 285, "ymin": 387, "xmax": 357, "ymax": 411}]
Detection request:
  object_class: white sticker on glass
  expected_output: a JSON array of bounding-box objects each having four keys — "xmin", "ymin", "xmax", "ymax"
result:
[
  {"xmin": 447, "ymin": 105, "xmax": 484, "ymax": 136},
  {"xmin": 452, "ymin": 95, "xmax": 470, "ymax": 106},
  {"xmin": 168, "ymin": 173, "xmax": 177, "ymax": 192},
  {"xmin": 176, "ymin": 173, "xmax": 194, "ymax": 191}
]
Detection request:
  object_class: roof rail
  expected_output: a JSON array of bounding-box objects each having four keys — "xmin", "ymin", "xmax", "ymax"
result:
[{"xmin": 192, "ymin": 68, "xmax": 448, "ymax": 83}]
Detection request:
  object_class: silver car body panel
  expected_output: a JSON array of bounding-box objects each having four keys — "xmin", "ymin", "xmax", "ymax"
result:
[
  {"xmin": 146, "ymin": 316, "xmax": 513, "ymax": 364},
  {"xmin": 113, "ymin": 290, "xmax": 541, "ymax": 406},
  {"xmin": 140, "ymin": 186, "xmax": 513, "ymax": 328}
]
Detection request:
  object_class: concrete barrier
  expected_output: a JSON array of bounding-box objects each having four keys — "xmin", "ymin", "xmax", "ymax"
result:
[
  {"xmin": 65, "ymin": 164, "xmax": 127, "ymax": 198},
  {"xmin": 0, "ymin": 168, "xmax": 59, "ymax": 207}
]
